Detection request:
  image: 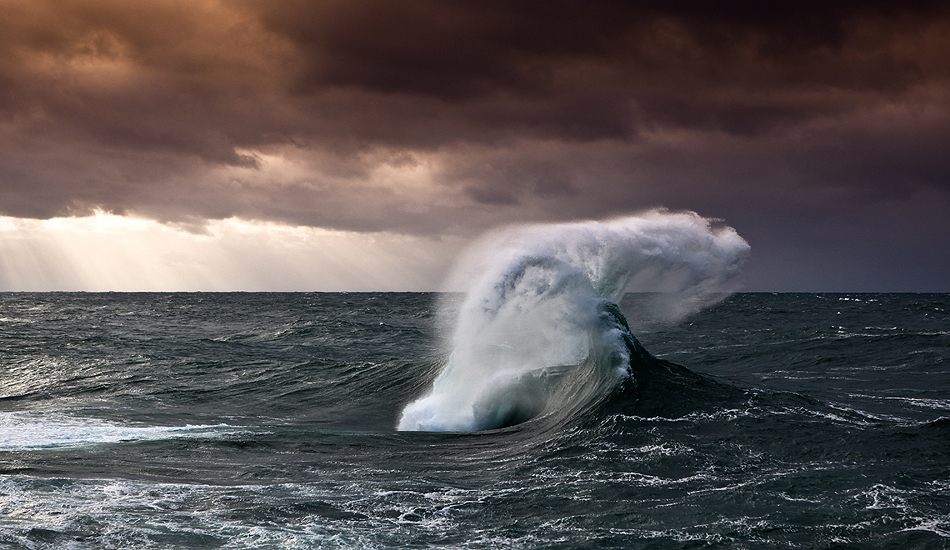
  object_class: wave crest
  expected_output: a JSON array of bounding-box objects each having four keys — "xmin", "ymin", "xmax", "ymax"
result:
[{"xmin": 398, "ymin": 210, "xmax": 749, "ymax": 432}]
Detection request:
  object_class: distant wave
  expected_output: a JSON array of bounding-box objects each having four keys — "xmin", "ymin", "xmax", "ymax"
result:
[
  {"xmin": 397, "ymin": 210, "xmax": 750, "ymax": 432},
  {"xmin": 0, "ymin": 412, "xmax": 233, "ymax": 450}
]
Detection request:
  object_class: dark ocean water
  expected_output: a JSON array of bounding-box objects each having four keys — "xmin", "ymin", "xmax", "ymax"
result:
[{"xmin": 0, "ymin": 292, "xmax": 947, "ymax": 549}]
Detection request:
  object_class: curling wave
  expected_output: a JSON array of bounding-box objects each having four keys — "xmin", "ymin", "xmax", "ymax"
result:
[{"xmin": 397, "ymin": 210, "xmax": 750, "ymax": 432}]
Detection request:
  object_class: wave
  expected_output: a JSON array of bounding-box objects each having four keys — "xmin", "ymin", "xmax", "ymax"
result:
[
  {"xmin": 398, "ymin": 210, "xmax": 750, "ymax": 432},
  {"xmin": 0, "ymin": 411, "xmax": 233, "ymax": 450}
]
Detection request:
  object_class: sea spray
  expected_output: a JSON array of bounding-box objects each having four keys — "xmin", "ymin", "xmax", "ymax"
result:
[{"xmin": 397, "ymin": 210, "xmax": 750, "ymax": 431}]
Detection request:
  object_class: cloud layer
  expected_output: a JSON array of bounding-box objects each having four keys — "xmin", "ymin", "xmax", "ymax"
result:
[{"xmin": 1, "ymin": 1, "xmax": 948, "ymax": 289}]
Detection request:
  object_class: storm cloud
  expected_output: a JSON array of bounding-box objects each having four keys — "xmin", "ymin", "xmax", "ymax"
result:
[{"xmin": 1, "ymin": 0, "xmax": 948, "ymax": 289}]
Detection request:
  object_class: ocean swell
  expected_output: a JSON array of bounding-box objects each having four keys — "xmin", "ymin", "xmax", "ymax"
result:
[{"xmin": 397, "ymin": 210, "xmax": 749, "ymax": 432}]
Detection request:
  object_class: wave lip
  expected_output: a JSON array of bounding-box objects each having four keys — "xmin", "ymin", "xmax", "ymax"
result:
[{"xmin": 398, "ymin": 211, "xmax": 749, "ymax": 432}]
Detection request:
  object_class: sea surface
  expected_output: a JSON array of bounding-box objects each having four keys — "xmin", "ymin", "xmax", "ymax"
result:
[{"xmin": 0, "ymin": 292, "xmax": 948, "ymax": 549}]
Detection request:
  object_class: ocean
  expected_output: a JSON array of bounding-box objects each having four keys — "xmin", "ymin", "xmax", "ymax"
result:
[{"xmin": 0, "ymin": 291, "xmax": 947, "ymax": 549}]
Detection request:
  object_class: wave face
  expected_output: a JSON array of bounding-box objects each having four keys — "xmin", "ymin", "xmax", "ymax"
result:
[{"xmin": 397, "ymin": 211, "xmax": 750, "ymax": 431}]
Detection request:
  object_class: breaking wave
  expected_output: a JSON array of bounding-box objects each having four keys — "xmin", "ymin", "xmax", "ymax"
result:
[{"xmin": 397, "ymin": 210, "xmax": 750, "ymax": 432}]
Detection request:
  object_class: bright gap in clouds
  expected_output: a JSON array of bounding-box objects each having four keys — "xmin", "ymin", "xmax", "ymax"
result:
[{"xmin": 0, "ymin": 213, "xmax": 460, "ymax": 291}]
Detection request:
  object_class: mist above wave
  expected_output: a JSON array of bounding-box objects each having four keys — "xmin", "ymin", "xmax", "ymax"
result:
[{"xmin": 398, "ymin": 210, "xmax": 750, "ymax": 432}]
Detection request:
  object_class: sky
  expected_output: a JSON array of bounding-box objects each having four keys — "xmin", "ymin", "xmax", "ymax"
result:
[{"xmin": 0, "ymin": 0, "xmax": 948, "ymax": 291}]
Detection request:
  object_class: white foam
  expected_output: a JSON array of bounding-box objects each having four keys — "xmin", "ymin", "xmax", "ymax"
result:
[
  {"xmin": 0, "ymin": 411, "xmax": 232, "ymax": 450},
  {"xmin": 399, "ymin": 210, "xmax": 749, "ymax": 431}
]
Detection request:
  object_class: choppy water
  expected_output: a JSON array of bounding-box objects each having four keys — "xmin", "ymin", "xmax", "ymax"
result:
[{"xmin": 0, "ymin": 292, "xmax": 948, "ymax": 549}]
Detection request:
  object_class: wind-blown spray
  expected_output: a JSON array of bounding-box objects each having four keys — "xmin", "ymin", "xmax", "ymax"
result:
[{"xmin": 398, "ymin": 210, "xmax": 750, "ymax": 431}]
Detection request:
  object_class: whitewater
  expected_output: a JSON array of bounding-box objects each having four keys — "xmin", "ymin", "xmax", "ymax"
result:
[
  {"xmin": 0, "ymin": 211, "xmax": 947, "ymax": 549},
  {"xmin": 399, "ymin": 211, "xmax": 748, "ymax": 432}
]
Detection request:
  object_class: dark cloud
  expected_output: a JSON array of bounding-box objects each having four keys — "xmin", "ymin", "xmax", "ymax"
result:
[
  {"xmin": 253, "ymin": 0, "xmax": 950, "ymax": 136},
  {"xmin": 0, "ymin": 0, "xmax": 948, "ymax": 289}
]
